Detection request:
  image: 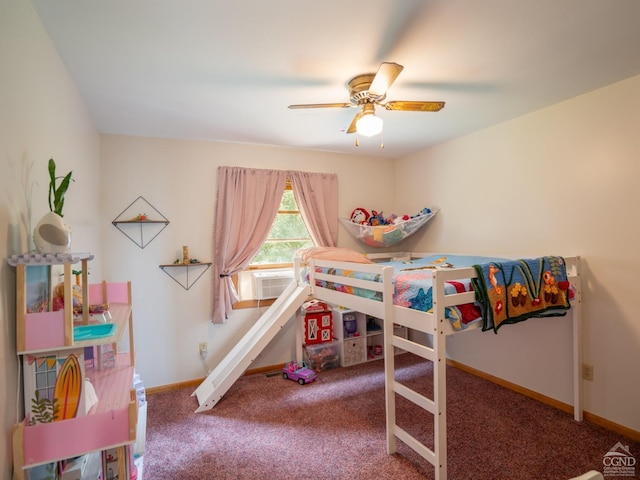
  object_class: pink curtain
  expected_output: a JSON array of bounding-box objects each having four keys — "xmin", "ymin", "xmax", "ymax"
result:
[
  {"xmin": 289, "ymin": 171, "xmax": 338, "ymax": 247},
  {"xmin": 212, "ymin": 167, "xmax": 287, "ymax": 324},
  {"xmin": 212, "ymin": 167, "xmax": 339, "ymax": 324}
]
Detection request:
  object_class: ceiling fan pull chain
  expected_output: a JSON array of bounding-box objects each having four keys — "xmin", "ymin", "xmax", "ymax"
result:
[
  {"xmin": 355, "ymin": 136, "xmax": 360, "ymax": 147},
  {"xmin": 380, "ymin": 132, "xmax": 384, "ymax": 149}
]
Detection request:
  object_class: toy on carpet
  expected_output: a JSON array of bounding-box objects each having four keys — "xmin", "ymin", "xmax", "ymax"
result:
[{"xmin": 282, "ymin": 361, "xmax": 317, "ymax": 385}]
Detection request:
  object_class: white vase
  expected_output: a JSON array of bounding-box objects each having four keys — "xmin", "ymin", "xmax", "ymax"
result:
[{"xmin": 33, "ymin": 211, "xmax": 72, "ymax": 254}]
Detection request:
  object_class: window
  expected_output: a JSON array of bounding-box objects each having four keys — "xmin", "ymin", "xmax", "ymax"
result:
[
  {"xmin": 250, "ymin": 188, "xmax": 313, "ymax": 266},
  {"xmin": 234, "ymin": 184, "xmax": 312, "ymax": 306},
  {"xmin": 35, "ymin": 354, "xmax": 58, "ymax": 403},
  {"xmin": 213, "ymin": 167, "xmax": 337, "ymax": 323}
]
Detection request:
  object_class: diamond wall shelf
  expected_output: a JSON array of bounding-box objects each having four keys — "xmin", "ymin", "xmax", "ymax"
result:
[{"xmin": 112, "ymin": 196, "xmax": 169, "ymax": 249}]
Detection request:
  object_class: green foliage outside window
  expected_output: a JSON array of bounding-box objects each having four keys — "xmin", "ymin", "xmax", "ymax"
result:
[{"xmin": 251, "ymin": 190, "xmax": 313, "ymax": 265}]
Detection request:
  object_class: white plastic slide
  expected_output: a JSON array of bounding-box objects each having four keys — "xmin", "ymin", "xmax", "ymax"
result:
[{"xmin": 192, "ymin": 281, "xmax": 310, "ymax": 412}]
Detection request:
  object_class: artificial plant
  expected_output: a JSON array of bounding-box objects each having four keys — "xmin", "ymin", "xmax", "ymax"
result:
[{"xmin": 47, "ymin": 158, "xmax": 73, "ymax": 217}]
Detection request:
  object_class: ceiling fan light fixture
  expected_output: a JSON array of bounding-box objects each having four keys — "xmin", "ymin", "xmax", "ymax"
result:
[
  {"xmin": 288, "ymin": 62, "xmax": 445, "ymax": 139},
  {"xmin": 356, "ymin": 105, "xmax": 383, "ymax": 137}
]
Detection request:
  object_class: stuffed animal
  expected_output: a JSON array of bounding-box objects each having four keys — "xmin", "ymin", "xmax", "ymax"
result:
[
  {"xmin": 350, "ymin": 208, "xmax": 370, "ymax": 224},
  {"xmin": 368, "ymin": 210, "xmax": 386, "ymax": 226},
  {"xmin": 352, "ymin": 206, "xmax": 432, "ymax": 226},
  {"xmin": 412, "ymin": 207, "xmax": 432, "ymax": 218}
]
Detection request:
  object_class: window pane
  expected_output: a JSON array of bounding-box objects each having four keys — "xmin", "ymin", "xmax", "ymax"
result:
[
  {"xmin": 280, "ymin": 190, "xmax": 297, "ymax": 211},
  {"xmin": 252, "ymin": 239, "xmax": 313, "ymax": 265},
  {"xmin": 267, "ymin": 214, "xmax": 310, "ymax": 239},
  {"xmin": 250, "ymin": 190, "xmax": 312, "ymax": 265}
]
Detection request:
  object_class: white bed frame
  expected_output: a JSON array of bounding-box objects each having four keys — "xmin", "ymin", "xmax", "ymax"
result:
[{"xmin": 295, "ymin": 252, "xmax": 583, "ymax": 480}]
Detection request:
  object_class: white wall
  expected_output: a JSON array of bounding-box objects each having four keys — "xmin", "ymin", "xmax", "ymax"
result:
[
  {"xmin": 0, "ymin": 0, "xmax": 102, "ymax": 477},
  {"xmin": 99, "ymin": 134, "xmax": 395, "ymax": 388},
  {"xmin": 395, "ymin": 74, "xmax": 640, "ymax": 432}
]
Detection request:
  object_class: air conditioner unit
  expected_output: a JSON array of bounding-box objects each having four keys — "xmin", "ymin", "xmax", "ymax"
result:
[{"xmin": 253, "ymin": 270, "xmax": 294, "ymax": 300}]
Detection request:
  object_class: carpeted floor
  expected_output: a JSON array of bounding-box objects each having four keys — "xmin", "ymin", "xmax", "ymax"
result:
[{"xmin": 143, "ymin": 354, "xmax": 638, "ymax": 479}]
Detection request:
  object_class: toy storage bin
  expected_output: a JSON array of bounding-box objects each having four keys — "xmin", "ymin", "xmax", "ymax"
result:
[
  {"xmin": 342, "ymin": 337, "xmax": 366, "ymax": 366},
  {"xmin": 303, "ymin": 340, "xmax": 340, "ymax": 372}
]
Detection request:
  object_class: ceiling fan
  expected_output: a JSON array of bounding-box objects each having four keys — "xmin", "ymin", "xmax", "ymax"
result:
[{"xmin": 288, "ymin": 62, "xmax": 445, "ymax": 139}]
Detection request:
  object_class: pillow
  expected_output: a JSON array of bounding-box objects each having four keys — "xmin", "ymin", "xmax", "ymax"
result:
[{"xmin": 298, "ymin": 247, "xmax": 373, "ymax": 264}]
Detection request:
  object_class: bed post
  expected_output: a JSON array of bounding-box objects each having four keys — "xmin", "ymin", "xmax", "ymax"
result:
[
  {"xmin": 294, "ymin": 255, "xmax": 306, "ymax": 364},
  {"xmin": 432, "ymin": 270, "xmax": 447, "ymax": 480},
  {"xmin": 569, "ymin": 256, "xmax": 583, "ymax": 421},
  {"xmin": 383, "ymin": 266, "xmax": 397, "ymax": 456}
]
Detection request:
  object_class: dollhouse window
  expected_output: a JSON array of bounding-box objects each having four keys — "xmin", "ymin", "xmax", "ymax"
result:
[{"xmin": 34, "ymin": 354, "xmax": 58, "ymax": 402}]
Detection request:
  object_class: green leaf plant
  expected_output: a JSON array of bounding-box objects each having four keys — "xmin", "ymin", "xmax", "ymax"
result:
[
  {"xmin": 48, "ymin": 158, "xmax": 73, "ymax": 217},
  {"xmin": 29, "ymin": 390, "xmax": 60, "ymax": 424}
]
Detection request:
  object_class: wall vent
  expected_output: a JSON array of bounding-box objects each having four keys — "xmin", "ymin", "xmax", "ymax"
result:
[{"xmin": 253, "ymin": 270, "xmax": 294, "ymax": 300}]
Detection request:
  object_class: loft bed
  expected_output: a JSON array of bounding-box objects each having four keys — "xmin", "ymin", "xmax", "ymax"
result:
[{"xmin": 293, "ymin": 249, "xmax": 583, "ymax": 480}]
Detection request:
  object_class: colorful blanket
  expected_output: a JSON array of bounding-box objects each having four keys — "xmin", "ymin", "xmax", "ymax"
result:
[
  {"xmin": 311, "ymin": 254, "xmax": 509, "ymax": 330},
  {"xmin": 471, "ymin": 256, "xmax": 571, "ymax": 333}
]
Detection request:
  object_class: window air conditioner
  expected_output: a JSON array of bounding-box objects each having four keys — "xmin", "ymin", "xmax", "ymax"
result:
[{"xmin": 253, "ymin": 270, "xmax": 294, "ymax": 300}]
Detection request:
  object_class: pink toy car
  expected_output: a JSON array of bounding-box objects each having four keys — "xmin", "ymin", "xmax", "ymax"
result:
[{"xmin": 282, "ymin": 361, "xmax": 317, "ymax": 385}]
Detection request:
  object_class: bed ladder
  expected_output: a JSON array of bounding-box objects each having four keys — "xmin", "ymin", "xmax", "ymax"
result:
[
  {"xmin": 192, "ymin": 281, "xmax": 310, "ymax": 412},
  {"xmin": 384, "ymin": 269, "xmax": 451, "ymax": 480}
]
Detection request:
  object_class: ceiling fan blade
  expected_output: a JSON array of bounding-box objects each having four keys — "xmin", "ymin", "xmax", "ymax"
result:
[
  {"xmin": 383, "ymin": 101, "xmax": 445, "ymax": 112},
  {"xmin": 346, "ymin": 110, "xmax": 364, "ymax": 134},
  {"xmin": 369, "ymin": 62, "xmax": 404, "ymax": 97},
  {"xmin": 288, "ymin": 102, "xmax": 352, "ymax": 109}
]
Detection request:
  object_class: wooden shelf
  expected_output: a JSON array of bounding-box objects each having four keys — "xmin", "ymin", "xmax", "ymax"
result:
[
  {"xmin": 332, "ymin": 308, "xmax": 407, "ymax": 366},
  {"xmin": 112, "ymin": 219, "xmax": 169, "ymax": 249},
  {"xmin": 112, "ymin": 196, "xmax": 170, "ymax": 248},
  {"xmin": 87, "ymin": 354, "xmax": 135, "ymax": 415},
  {"xmin": 14, "ymin": 355, "xmax": 137, "ymax": 468},
  {"xmin": 17, "ymin": 304, "xmax": 132, "ymax": 355},
  {"xmin": 112, "ymin": 219, "xmax": 169, "ymax": 225},
  {"xmin": 159, "ymin": 262, "xmax": 212, "ymax": 290}
]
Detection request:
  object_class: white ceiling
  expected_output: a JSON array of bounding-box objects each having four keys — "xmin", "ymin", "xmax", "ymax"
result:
[{"xmin": 32, "ymin": 0, "xmax": 640, "ymax": 159}]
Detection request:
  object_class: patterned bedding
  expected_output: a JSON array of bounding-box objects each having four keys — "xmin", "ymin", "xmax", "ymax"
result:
[
  {"xmin": 472, "ymin": 256, "xmax": 571, "ymax": 332},
  {"xmin": 311, "ymin": 254, "xmax": 508, "ymax": 330}
]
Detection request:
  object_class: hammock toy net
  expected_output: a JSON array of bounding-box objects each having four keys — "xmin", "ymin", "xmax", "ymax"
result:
[{"xmin": 339, "ymin": 209, "xmax": 438, "ymax": 248}]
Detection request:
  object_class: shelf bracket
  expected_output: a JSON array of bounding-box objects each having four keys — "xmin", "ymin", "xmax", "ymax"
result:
[{"xmin": 159, "ymin": 263, "xmax": 212, "ymax": 290}]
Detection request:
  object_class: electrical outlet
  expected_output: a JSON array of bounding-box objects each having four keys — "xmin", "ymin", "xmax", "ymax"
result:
[
  {"xmin": 582, "ymin": 364, "xmax": 594, "ymax": 381},
  {"xmin": 199, "ymin": 342, "xmax": 208, "ymax": 359}
]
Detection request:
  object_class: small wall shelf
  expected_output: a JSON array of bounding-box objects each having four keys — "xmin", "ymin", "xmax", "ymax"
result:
[
  {"xmin": 112, "ymin": 196, "xmax": 170, "ymax": 249},
  {"xmin": 159, "ymin": 262, "xmax": 212, "ymax": 290}
]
